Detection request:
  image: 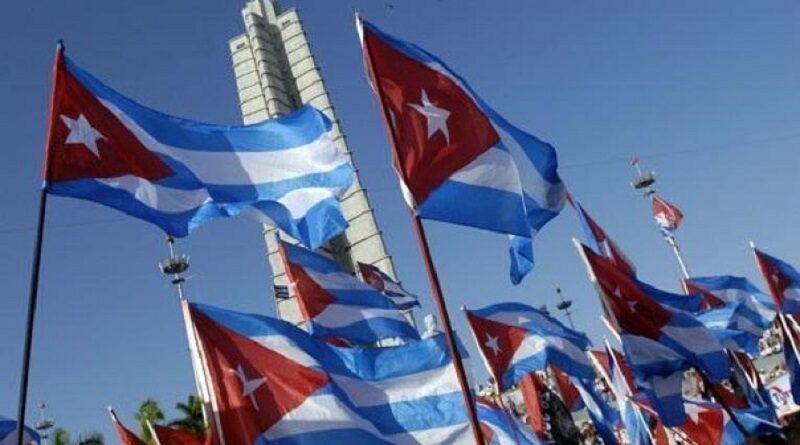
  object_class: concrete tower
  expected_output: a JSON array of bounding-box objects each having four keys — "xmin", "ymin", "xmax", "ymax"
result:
[{"xmin": 229, "ymin": 0, "xmax": 396, "ymax": 324}]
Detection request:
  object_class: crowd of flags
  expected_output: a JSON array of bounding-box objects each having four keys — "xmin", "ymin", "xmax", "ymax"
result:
[{"xmin": 7, "ymin": 9, "xmax": 800, "ymax": 445}]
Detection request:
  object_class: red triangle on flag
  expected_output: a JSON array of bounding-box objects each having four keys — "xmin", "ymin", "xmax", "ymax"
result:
[
  {"xmin": 191, "ymin": 308, "xmax": 329, "ymax": 444},
  {"xmin": 466, "ymin": 310, "xmax": 527, "ymax": 388},
  {"xmin": 45, "ymin": 51, "xmax": 173, "ymax": 183}
]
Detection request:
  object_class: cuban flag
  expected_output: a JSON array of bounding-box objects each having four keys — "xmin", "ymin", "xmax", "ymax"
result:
[
  {"xmin": 687, "ymin": 275, "xmax": 776, "ymax": 318},
  {"xmin": 570, "ymin": 196, "xmax": 636, "ymax": 277},
  {"xmin": 583, "ymin": 246, "xmax": 731, "ymax": 382},
  {"xmin": 551, "ymin": 365, "xmax": 584, "ymax": 412},
  {"xmin": 108, "ymin": 408, "xmax": 146, "ymax": 445},
  {"xmin": 357, "ymin": 262, "xmax": 420, "ymax": 310},
  {"xmin": 191, "ymin": 303, "xmax": 475, "ymax": 444},
  {"xmin": 476, "ymin": 399, "xmax": 543, "ymax": 445},
  {"xmin": 605, "ymin": 347, "xmax": 655, "ymax": 445},
  {"xmin": 0, "ymin": 417, "xmax": 40, "ymax": 445},
  {"xmin": 279, "ymin": 240, "xmax": 418, "ymax": 344},
  {"xmin": 464, "ymin": 303, "xmax": 594, "ymax": 391},
  {"xmin": 44, "ymin": 48, "xmax": 353, "ymax": 248},
  {"xmin": 753, "ymin": 248, "xmax": 800, "ymax": 315},
  {"xmin": 572, "ymin": 378, "xmax": 621, "ymax": 445},
  {"xmin": 651, "ymin": 195, "xmax": 683, "ymax": 237},
  {"xmin": 151, "ymin": 424, "xmax": 209, "ymax": 445},
  {"xmin": 358, "ymin": 18, "xmax": 566, "ymax": 285}
]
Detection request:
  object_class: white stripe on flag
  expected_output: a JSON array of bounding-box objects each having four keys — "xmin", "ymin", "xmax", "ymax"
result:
[
  {"xmin": 331, "ymin": 365, "xmax": 461, "ymax": 407},
  {"xmin": 315, "ymin": 304, "xmax": 409, "ymax": 329},
  {"xmin": 95, "ymin": 176, "xmax": 212, "ymax": 213},
  {"xmin": 101, "ymin": 99, "xmax": 349, "ymax": 186}
]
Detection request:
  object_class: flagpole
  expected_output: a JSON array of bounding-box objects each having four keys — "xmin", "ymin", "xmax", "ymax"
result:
[
  {"xmin": 410, "ymin": 215, "xmax": 486, "ymax": 444},
  {"xmin": 15, "ymin": 189, "xmax": 48, "ymax": 445},
  {"xmin": 357, "ymin": 14, "xmax": 484, "ymax": 444},
  {"xmin": 15, "ymin": 41, "xmax": 64, "ymax": 445},
  {"xmin": 629, "ymin": 157, "xmax": 691, "ymax": 279}
]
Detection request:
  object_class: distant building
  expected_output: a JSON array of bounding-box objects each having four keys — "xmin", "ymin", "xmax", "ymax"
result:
[{"xmin": 229, "ymin": 0, "xmax": 396, "ymax": 324}]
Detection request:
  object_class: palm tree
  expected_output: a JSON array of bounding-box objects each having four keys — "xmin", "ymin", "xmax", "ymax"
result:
[
  {"xmin": 53, "ymin": 428, "xmax": 70, "ymax": 445},
  {"xmin": 168, "ymin": 395, "xmax": 206, "ymax": 436},
  {"xmin": 135, "ymin": 398, "xmax": 164, "ymax": 443},
  {"xmin": 77, "ymin": 433, "xmax": 104, "ymax": 445}
]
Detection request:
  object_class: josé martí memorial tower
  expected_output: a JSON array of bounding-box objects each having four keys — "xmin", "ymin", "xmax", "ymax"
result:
[{"xmin": 228, "ymin": 0, "xmax": 401, "ymax": 324}]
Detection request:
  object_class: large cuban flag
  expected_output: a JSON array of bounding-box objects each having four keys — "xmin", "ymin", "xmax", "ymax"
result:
[
  {"xmin": 753, "ymin": 248, "xmax": 800, "ymax": 315},
  {"xmin": 279, "ymin": 240, "xmax": 418, "ymax": 344},
  {"xmin": 0, "ymin": 417, "xmax": 40, "ymax": 445},
  {"xmin": 358, "ymin": 18, "xmax": 566, "ymax": 284},
  {"xmin": 191, "ymin": 303, "xmax": 473, "ymax": 444},
  {"xmin": 464, "ymin": 303, "xmax": 594, "ymax": 391},
  {"xmin": 44, "ymin": 49, "xmax": 353, "ymax": 248},
  {"xmin": 581, "ymin": 245, "xmax": 731, "ymax": 426}
]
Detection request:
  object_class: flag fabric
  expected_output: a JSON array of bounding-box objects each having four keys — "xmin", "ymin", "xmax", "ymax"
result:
[
  {"xmin": 583, "ymin": 246, "xmax": 731, "ymax": 383},
  {"xmin": 607, "ymin": 346, "xmax": 653, "ymax": 445},
  {"xmin": 357, "ymin": 262, "xmax": 420, "ymax": 310},
  {"xmin": 519, "ymin": 373, "xmax": 550, "ymax": 442},
  {"xmin": 151, "ymin": 425, "xmax": 207, "ymax": 445},
  {"xmin": 572, "ymin": 378, "xmax": 620, "ymax": 445},
  {"xmin": 191, "ymin": 303, "xmax": 474, "ymax": 444},
  {"xmin": 477, "ymin": 399, "xmax": 543, "ymax": 445},
  {"xmin": 358, "ymin": 18, "xmax": 566, "ymax": 284},
  {"xmin": 465, "ymin": 303, "xmax": 594, "ymax": 391},
  {"xmin": 570, "ymin": 197, "xmax": 636, "ymax": 277},
  {"xmin": 551, "ymin": 365, "xmax": 584, "ymax": 412},
  {"xmin": 44, "ymin": 49, "xmax": 353, "ymax": 248},
  {"xmin": 279, "ymin": 240, "xmax": 418, "ymax": 344},
  {"xmin": 753, "ymin": 248, "xmax": 800, "ymax": 314},
  {"xmin": 0, "ymin": 417, "xmax": 40, "ymax": 445},
  {"xmin": 731, "ymin": 351, "xmax": 777, "ymax": 419},
  {"xmin": 108, "ymin": 408, "xmax": 146, "ymax": 445},
  {"xmin": 582, "ymin": 246, "xmax": 731, "ymax": 425},
  {"xmin": 687, "ymin": 277, "xmax": 775, "ymax": 355},
  {"xmin": 651, "ymin": 195, "xmax": 683, "ymax": 237},
  {"xmin": 779, "ymin": 318, "xmax": 800, "ymax": 405}
]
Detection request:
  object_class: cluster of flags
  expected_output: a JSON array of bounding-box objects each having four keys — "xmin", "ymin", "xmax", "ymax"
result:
[{"xmin": 24, "ymin": 6, "xmax": 800, "ymax": 445}]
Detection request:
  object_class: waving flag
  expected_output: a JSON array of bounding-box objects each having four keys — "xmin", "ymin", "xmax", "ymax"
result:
[
  {"xmin": 519, "ymin": 373, "xmax": 550, "ymax": 441},
  {"xmin": 192, "ymin": 303, "xmax": 473, "ymax": 444},
  {"xmin": 779, "ymin": 319, "xmax": 800, "ymax": 405},
  {"xmin": 606, "ymin": 346, "xmax": 654, "ymax": 445},
  {"xmin": 753, "ymin": 248, "xmax": 800, "ymax": 314},
  {"xmin": 0, "ymin": 417, "xmax": 39, "ymax": 445},
  {"xmin": 44, "ymin": 49, "xmax": 353, "ymax": 248},
  {"xmin": 651, "ymin": 195, "xmax": 683, "ymax": 237},
  {"xmin": 357, "ymin": 262, "xmax": 420, "ymax": 310},
  {"xmin": 465, "ymin": 303, "xmax": 594, "ymax": 391},
  {"xmin": 582, "ymin": 246, "xmax": 730, "ymax": 425},
  {"xmin": 570, "ymin": 197, "xmax": 636, "ymax": 277},
  {"xmin": 583, "ymin": 246, "xmax": 730, "ymax": 381},
  {"xmin": 151, "ymin": 425, "xmax": 207, "ymax": 445},
  {"xmin": 359, "ymin": 18, "xmax": 565, "ymax": 284},
  {"xmin": 477, "ymin": 399, "xmax": 543, "ymax": 445},
  {"xmin": 279, "ymin": 240, "xmax": 418, "ymax": 344},
  {"xmin": 551, "ymin": 365, "xmax": 584, "ymax": 412},
  {"xmin": 573, "ymin": 378, "xmax": 620, "ymax": 445}
]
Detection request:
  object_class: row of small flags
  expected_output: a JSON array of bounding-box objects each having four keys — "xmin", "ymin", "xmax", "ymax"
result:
[{"xmin": 14, "ymin": 6, "xmax": 800, "ymax": 445}]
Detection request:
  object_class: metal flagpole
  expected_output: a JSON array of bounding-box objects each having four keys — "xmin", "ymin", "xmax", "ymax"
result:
[
  {"xmin": 629, "ymin": 157, "xmax": 691, "ymax": 279},
  {"xmin": 158, "ymin": 237, "xmax": 224, "ymax": 444},
  {"xmin": 357, "ymin": 15, "xmax": 485, "ymax": 444},
  {"xmin": 15, "ymin": 41, "xmax": 64, "ymax": 445}
]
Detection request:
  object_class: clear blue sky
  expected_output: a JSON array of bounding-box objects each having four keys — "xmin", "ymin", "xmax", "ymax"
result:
[{"xmin": 2, "ymin": 0, "xmax": 800, "ymax": 440}]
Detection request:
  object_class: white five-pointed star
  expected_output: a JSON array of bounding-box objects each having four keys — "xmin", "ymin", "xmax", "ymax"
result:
[
  {"xmin": 60, "ymin": 114, "xmax": 105, "ymax": 158},
  {"xmin": 484, "ymin": 333, "xmax": 501, "ymax": 357},
  {"xmin": 229, "ymin": 364, "xmax": 265, "ymax": 411},
  {"xmin": 408, "ymin": 90, "xmax": 451, "ymax": 144}
]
